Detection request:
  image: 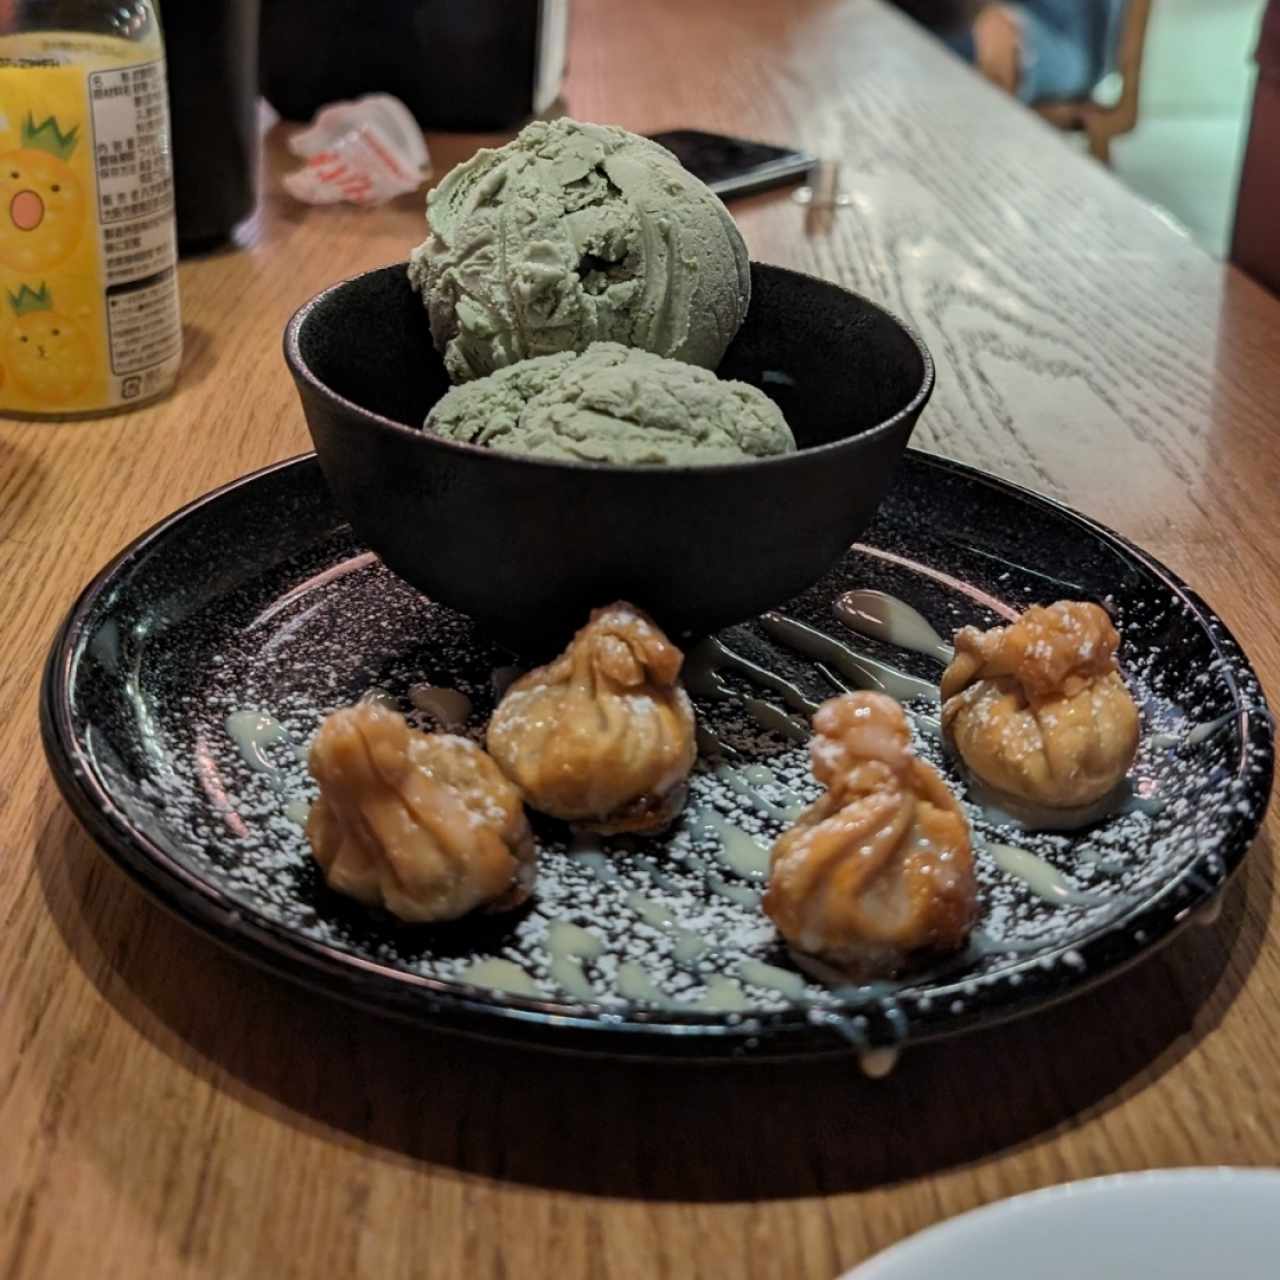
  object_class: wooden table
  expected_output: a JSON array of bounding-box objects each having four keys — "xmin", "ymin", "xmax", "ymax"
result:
[{"xmin": 3, "ymin": 1, "xmax": 1278, "ymax": 1275}]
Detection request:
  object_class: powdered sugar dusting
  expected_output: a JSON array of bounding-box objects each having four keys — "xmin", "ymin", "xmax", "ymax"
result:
[{"xmin": 65, "ymin": 457, "xmax": 1273, "ymax": 1053}]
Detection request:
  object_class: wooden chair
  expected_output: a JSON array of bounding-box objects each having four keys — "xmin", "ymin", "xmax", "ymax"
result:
[{"xmin": 1034, "ymin": 0, "xmax": 1154, "ymax": 165}]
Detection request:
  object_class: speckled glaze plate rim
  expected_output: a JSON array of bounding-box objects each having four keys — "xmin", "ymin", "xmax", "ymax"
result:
[{"xmin": 40, "ymin": 451, "xmax": 1275, "ymax": 1060}]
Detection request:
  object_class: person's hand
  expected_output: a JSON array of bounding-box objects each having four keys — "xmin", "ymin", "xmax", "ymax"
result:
[{"xmin": 973, "ymin": 3, "xmax": 1022, "ymax": 95}]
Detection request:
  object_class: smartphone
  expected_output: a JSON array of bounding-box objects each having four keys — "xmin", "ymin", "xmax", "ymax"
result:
[{"xmin": 647, "ymin": 130, "xmax": 817, "ymax": 200}]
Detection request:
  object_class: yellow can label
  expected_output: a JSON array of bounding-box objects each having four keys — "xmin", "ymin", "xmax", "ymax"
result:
[{"xmin": 0, "ymin": 33, "xmax": 180, "ymax": 415}]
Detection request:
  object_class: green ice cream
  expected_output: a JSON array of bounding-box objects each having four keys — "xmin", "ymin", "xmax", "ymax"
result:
[
  {"xmin": 408, "ymin": 118, "xmax": 751, "ymax": 383},
  {"xmin": 424, "ymin": 342, "xmax": 796, "ymax": 466}
]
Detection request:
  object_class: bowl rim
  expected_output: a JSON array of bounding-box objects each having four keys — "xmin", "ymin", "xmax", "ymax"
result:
[{"xmin": 282, "ymin": 259, "xmax": 936, "ymax": 478}]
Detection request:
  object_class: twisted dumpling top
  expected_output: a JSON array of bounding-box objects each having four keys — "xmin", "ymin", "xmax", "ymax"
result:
[
  {"xmin": 307, "ymin": 703, "xmax": 535, "ymax": 922},
  {"xmin": 765, "ymin": 692, "xmax": 977, "ymax": 979},
  {"xmin": 941, "ymin": 601, "xmax": 1140, "ymax": 813},
  {"xmin": 487, "ymin": 601, "xmax": 696, "ymax": 834}
]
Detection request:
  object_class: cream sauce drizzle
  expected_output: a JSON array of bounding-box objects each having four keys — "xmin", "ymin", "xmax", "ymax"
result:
[
  {"xmin": 833, "ymin": 590, "xmax": 954, "ymax": 662},
  {"xmin": 567, "ymin": 831, "xmax": 619, "ymax": 882},
  {"xmin": 615, "ymin": 968, "xmax": 749, "ymax": 1012},
  {"xmin": 714, "ymin": 763, "xmax": 805, "ymax": 822},
  {"xmin": 1149, "ymin": 712, "xmax": 1235, "ymax": 751},
  {"xmin": 688, "ymin": 809, "xmax": 771, "ymax": 878},
  {"xmin": 1121, "ymin": 788, "xmax": 1165, "ymax": 818},
  {"xmin": 673, "ymin": 931, "xmax": 708, "ymax": 965},
  {"xmin": 627, "ymin": 893, "xmax": 708, "ymax": 966},
  {"xmin": 883, "ymin": 1000, "xmax": 909, "ymax": 1041},
  {"xmin": 737, "ymin": 959, "xmax": 807, "ymax": 999},
  {"xmin": 911, "ymin": 710, "xmax": 942, "ymax": 738},
  {"xmin": 760, "ymin": 613, "xmax": 939, "ymax": 704},
  {"xmin": 986, "ymin": 843, "xmax": 1104, "ymax": 906},
  {"xmin": 686, "ymin": 609, "xmax": 944, "ymax": 745},
  {"xmin": 1187, "ymin": 714, "xmax": 1236, "ymax": 745},
  {"xmin": 969, "ymin": 776, "xmax": 1150, "ymax": 832},
  {"xmin": 547, "ymin": 921, "xmax": 604, "ymax": 999},
  {"xmin": 235, "ymin": 582, "xmax": 1183, "ymax": 1025},
  {"xmin": 615, "ymin": 966, "xmax": 749, "ymax": 1013},
  {"xmin": 224, "ymin": 710, "xmax": 303, "ymax": 788},
  {"xmin": 745, "ymin": 698, "xmax": 810, "ymax": 741},
  {"xmin": 828, "ymin": 978, "xmax": 907, "ymax": 1002},
  {"xmin": 628, "ymin": 892, "xmax": 678, "ymax": 929},
  {"xmin": 694, "ymin": 976, "xmax": 753, "ymax": 1012},
  {"xmin": 685, "ymin": 636, "xmax": 819, "ymax": 714},
  {"xmin": 684, "ymin": 637, "xmax": 814, "ymax": 739},
  {"xmin": 970, "ymin": 929, "xmax": 1053, "ymax": 956},
  {"xmin": 283, "ymin": 798, "xmax": 311, "ymax": 825},
  {"xmin": 575, "ymin": 851, "xmax": 618, "ymax": 881},
  {"xmin": 810, "ymin": 1011, "xmax": 901, "ymax": 1078},
  {"xmin": 707, "ymin": 875, "xmax": 762, "ymax": 908},
  {"xmin": 408, "ymin": 684, "xmax": 472, "ymax": 728},
  {"xmin": 617, "ymin": 962, "xmax": 683, "ymax": 1009},
  {"xmin": 810, "ymin": 1010, "xmax": 903, "ymax": 1077},
  {"xmin": 1075, "ymin": 847, "xmax": 1127, "ymax": 875},
  {"xmin": 457, "ymin": 958, "xmax": 542, "ymax": 998},
  {"xmin": 634, "ymin": 855, "xmax": 679, "ymax": 892}
]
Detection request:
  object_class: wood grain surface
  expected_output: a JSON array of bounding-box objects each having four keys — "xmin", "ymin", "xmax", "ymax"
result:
[{"xmin": 3, "ymin": 1, "xmax": 1279, "ymax": 1276}]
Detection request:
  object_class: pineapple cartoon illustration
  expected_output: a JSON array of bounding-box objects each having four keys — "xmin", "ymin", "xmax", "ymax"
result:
[
  {"xmin": 5, "ymin": 283, "xmax": 93, "ymax": 403},
  {"xmin": 0, "ymin": 113, "xmax": 86, "ymax": 273}
]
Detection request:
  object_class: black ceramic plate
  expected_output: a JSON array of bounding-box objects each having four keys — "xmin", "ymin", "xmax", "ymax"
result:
[{"xmin": 41, "ymin": 452, "xmax": 1273, "ymax": 1063}]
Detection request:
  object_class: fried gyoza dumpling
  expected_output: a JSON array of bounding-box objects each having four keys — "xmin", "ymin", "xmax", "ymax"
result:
[
  {"xmin": 941, "ymin": 600, "xmax": 1140, "ymax": 813},
  {"xmin": 487, "ymin": 602, "xmax": 696, "ymax": 834},
  {"xmin": 764, "ymin": 692, "xmax": 976, "ymax": 979},
  {"xmin": 306, "ymin": 703, "xmax": 535, "ymax": 922}
]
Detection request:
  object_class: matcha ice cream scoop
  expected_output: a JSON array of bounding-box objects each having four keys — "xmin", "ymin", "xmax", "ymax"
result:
[
  {"xmin": 408, "ymin": 118, "xmax": 751, "ymax": 383},
  {"xmin": 425, "ymin": 342, "xmax": 796, "ymax": 466}
]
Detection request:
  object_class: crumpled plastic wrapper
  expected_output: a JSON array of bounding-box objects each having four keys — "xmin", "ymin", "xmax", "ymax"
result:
[{"xmin": 282, "ymin": 93, "xmax": 430, "ymax": 206}]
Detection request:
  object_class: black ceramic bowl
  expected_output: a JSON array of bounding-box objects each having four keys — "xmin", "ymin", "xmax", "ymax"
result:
[{"xmin": 285, "ymin": 262, "xmax": 933, "ymax": 648}]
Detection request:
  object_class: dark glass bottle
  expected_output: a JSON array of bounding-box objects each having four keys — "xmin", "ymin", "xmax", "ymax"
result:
[
  {"xmin": 260, "ymin": 0, "xmax": 566, "ymax": 132},
  {"xmin": 161, "ymin": 0, "xmax": 261, "ymax": 251}
]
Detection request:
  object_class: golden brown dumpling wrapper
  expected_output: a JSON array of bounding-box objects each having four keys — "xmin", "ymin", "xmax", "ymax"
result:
[
  {"xmin": 764, "ymin": 692, "xmax": 977, "ymax": 979},
  {"xmin": 307, "ymin": 703, "xmax": 535, "ymax": 922},
  {"xmin": 941, "ymin": 600, "xmax": 1139, "ymax": 812},
  {"xmin": 487, "ymin": 602, "xmax": 696, "ymax": 833}
]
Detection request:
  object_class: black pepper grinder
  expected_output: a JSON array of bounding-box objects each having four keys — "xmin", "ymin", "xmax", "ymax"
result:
[{"xmin": 160, "ymin": 0, "xmax": 261, "ymax": 252}]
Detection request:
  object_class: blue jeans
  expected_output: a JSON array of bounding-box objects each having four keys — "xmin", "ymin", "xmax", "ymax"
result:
[{"xmin": 945, "ymin": 1, "xmax": 1116, "ymax": 104}]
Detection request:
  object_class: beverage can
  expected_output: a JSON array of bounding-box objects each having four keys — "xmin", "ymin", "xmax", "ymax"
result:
[{"xmin": 0, "ymin": 29, "xmax": 181, "ymax": 416}]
